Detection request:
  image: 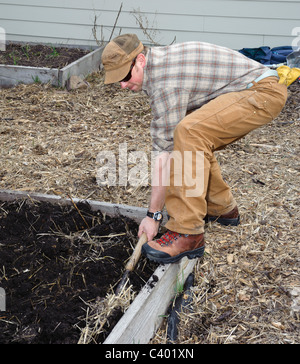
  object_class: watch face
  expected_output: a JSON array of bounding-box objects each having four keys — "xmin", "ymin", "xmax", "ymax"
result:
[
  {"xmin": 154, "ymin": 212, "xmax": 163, "ymax": 221},
  {"xmin": 147, "ymin": 211, "xmax": 163, "ymax": 221}
]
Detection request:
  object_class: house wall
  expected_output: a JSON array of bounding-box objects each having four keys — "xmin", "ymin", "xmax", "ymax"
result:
[{"xmin": 0, "ymin": 0, "xmax": 299, "ymax": 49}]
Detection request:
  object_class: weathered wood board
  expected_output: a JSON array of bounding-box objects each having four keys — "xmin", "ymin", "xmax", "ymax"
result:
[
  {"xmin": 104, "ymin": 257, "xmax": 197, "ymax": 344},
  {"xmin": 0, "ymin": 189, "xmax": 147, "ymax": 223},
  {"xmin": 59, "ymin": 47, "xmax": 103, "ymax": 87},
  {"xmin": 0, "ymin": 64, "xmax": 58, "ymax": 88}
]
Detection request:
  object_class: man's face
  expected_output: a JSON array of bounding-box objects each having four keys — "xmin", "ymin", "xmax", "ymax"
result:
[{"xmin": 120, "ymin": 54, "xmax": 145, "ymax": 92}]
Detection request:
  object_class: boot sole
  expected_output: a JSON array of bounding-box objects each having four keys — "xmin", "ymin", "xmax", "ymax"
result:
[
  {"xmin": 142, "ymin": 244, "xmax": 205, "ymax": 264},
  {"xmin": 204, "ymin": 215, "xmax": 240, "ymax": 226}
]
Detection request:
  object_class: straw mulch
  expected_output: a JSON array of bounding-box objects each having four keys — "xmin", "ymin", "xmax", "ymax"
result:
[{"xmin": 0, "ymin": 72, "xmax": 299, "ymax": 344}]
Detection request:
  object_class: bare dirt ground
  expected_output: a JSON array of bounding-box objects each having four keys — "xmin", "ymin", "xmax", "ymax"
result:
[{"xmin": 0, "ymin": 70, "xmax": 299, "ymax": 344}]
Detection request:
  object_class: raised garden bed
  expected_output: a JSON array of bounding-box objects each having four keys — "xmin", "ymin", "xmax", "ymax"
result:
[
  {"xmin": 0, "ymin": 190, "xmax": 197, "ymax": 344},
  {"xmin": 0, "ymin": 43, "xmax": 103, "ymax": 88},
  {"xmin": 0, "ymin": 192, "xmax": 157, "ymax": 344}
]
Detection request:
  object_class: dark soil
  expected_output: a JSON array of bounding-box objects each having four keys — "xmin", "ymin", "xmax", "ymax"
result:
[
  {"xmin": 0, "ymin": 199, "xmax": 156, "ymax": 344},
  {"xmin": 0, "ymin": 43, "xmax": 90, "ymax": 69}
]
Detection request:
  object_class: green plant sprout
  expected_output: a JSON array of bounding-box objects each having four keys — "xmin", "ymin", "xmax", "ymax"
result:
[
  {"xmin": 21, "ymin": 45, "xmax": 30, "ymax": 60},
  {"xmin": 32, "ymin": 75, "xmax": 41, "ymax": 84}
]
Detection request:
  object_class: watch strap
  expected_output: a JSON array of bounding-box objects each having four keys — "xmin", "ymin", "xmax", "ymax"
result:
[{"xmin": 147, "ymin": 210, "xmax": 163, "ymax": 221}]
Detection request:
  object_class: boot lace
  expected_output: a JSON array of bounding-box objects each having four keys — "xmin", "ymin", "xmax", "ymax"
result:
[{"xmin": 156, "ymin": 231, "xmax": 188, "ymax": 246}]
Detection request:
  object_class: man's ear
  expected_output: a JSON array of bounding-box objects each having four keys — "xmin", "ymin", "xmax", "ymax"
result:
[{"xmin": 136, "ymin": 53, "xmax": 146, "ymax": 68}]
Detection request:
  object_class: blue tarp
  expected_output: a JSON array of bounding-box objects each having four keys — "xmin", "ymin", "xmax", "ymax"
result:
[{"xmin": 239, "ymin": 46, "xmax": 294, "ymax": 65}]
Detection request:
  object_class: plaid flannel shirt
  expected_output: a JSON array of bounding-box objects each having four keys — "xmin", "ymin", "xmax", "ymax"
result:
[{"xmin": 142, "ymin": 42, "xmax": 268, "ymax": 152}]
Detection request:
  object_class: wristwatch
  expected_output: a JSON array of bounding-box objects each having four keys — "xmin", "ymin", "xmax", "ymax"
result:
[{"xmin": 147, "ymin": 210, "xmax": 163, "ymax": 222}]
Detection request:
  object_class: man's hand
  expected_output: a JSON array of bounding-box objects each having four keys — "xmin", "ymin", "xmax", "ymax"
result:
[{"xmin": 138, "ymin": 217, "xmax": 160, "ymax": 242}]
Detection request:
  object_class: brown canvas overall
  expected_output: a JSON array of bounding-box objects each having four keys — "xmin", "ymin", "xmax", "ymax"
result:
[{"xmin": 165, "ymin": 77, "xmax": 288, "ymax": 235}]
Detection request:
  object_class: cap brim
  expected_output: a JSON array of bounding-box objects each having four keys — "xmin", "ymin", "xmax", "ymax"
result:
[{"xmin": 104, "ymin": 61, "xmax": 132, "ymax": 85}]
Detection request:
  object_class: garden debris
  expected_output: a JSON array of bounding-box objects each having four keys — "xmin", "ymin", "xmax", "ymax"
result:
[
  {"xmin": 290, "ymin": 287, "xmax": 300, "ymax": 314},
  {"xmin": 66, "ymin": 75, "xmax": 90, "ymax": 91},
  {"xmin": 167, "ymin": 273, "xmax": 195, "ymax": 343}
]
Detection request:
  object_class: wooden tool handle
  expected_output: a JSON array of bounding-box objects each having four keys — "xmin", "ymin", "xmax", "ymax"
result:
[{"xmin": 125, "ymin": 233, "xmax": 148, "ymax": 271}]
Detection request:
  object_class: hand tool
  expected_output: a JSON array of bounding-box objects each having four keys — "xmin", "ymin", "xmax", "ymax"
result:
[{"xmin": 115, "ymin": 232, "xmax": 148, "ymax": 295}]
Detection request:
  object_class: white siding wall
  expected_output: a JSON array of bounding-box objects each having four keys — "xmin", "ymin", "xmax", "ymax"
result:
[{"xmin": 0, "ymin": 0, "xmax": 299, "ymax": 49}]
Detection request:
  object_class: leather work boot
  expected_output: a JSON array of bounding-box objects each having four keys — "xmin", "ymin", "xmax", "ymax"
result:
[
  {"xmin": 142, "ymin": 230, "xmax": 205, "ymax": 264},
  {"xmin": 204, "ymin": 206, "xmax": 240, "ymax": 226}
]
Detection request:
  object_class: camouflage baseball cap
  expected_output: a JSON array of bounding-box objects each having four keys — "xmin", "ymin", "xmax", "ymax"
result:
[{"xmin": 102, "ymin": 34, "xmax": 144, "ymax": 84}]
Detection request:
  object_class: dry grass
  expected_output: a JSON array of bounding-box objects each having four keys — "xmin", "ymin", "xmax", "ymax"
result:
[
  {"xmin": 78, "ymin": 286, "xmax": 136, "ymax": 344},
  {"xmin": 0, "ymin": 71, "xmax": 152, "ymax": 206},
  {"xmin": 0, "ymin": 71, "xmax": 299, "ymax": 344}
]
